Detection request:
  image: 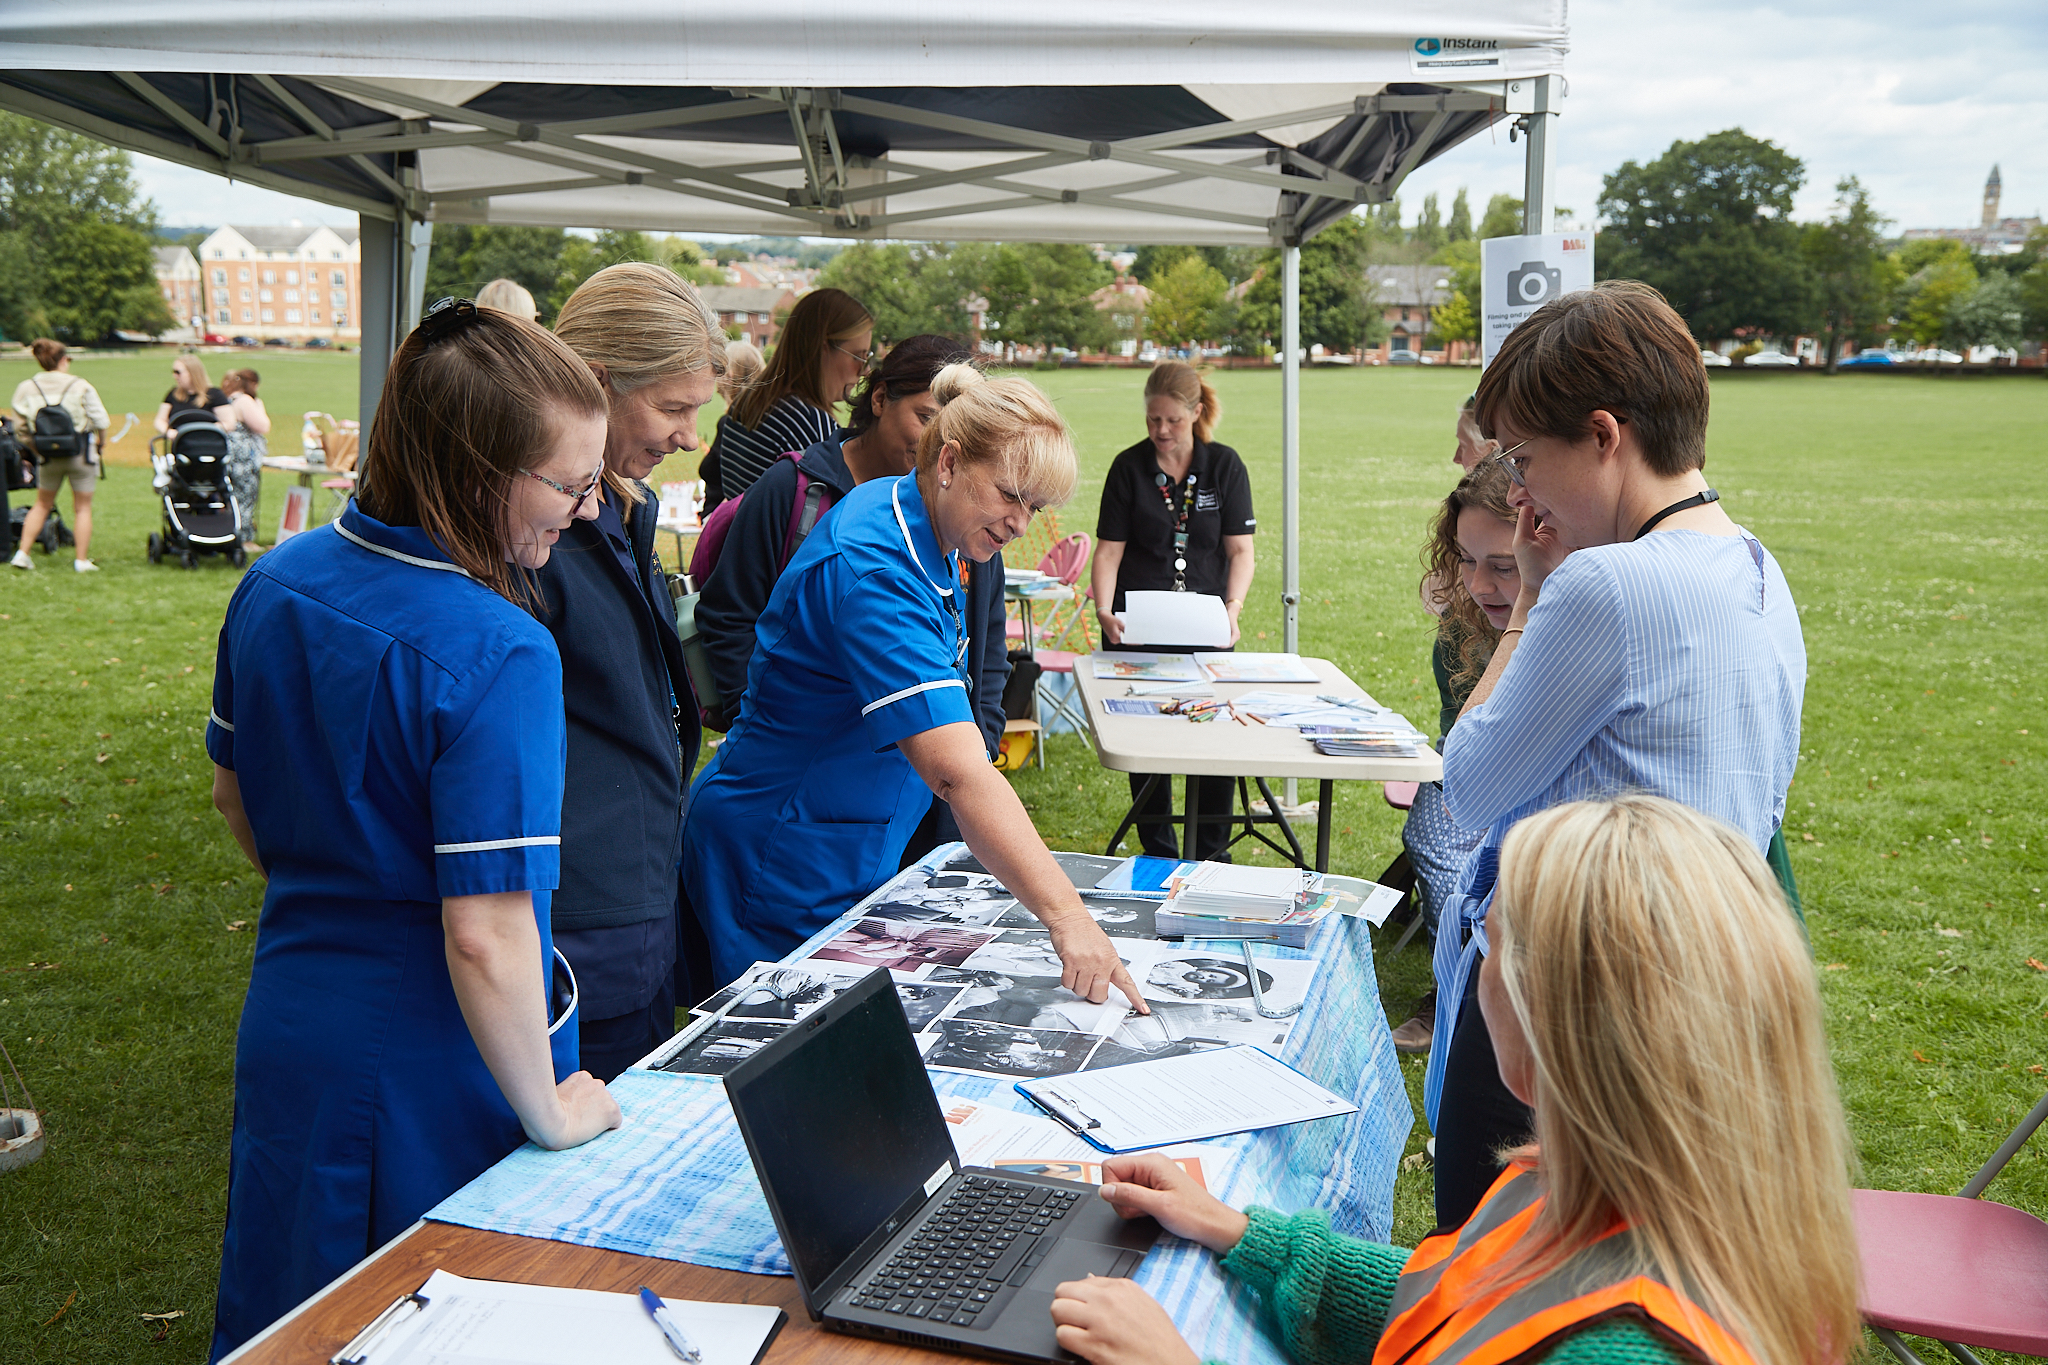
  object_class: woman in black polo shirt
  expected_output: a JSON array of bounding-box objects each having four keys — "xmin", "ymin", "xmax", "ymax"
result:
[{"xmin": 1091, "ymin": 362, "xmax": 1255, "ymax": 860}]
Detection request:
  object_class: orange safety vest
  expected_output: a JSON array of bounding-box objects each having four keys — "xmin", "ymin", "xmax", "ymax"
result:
[{"xmin": 1373, "ymin": 1164, "xmax": 1761, "ymax": 1365}]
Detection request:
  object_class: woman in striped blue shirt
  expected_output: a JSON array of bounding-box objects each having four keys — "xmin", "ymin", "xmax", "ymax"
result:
[{"xmin": 1427, "ymin": 281, "xmax": 1807, "ymax": 1228}]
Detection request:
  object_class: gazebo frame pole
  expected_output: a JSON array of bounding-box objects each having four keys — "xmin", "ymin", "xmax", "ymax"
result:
[
  {"xmin": 1280, "ymin": 242, "xmax": 1301, "ymax": 811},
  {"xmin": 1519, "ymin": 74, "xmax": 1560, "ymax": 236}
]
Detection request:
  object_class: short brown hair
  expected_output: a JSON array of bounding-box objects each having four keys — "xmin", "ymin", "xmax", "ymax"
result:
[
  {"xmin": 359, "ymin": 307, "xmax": 607, "ymax": 608},
  {"xmin": 1474, "ymin": 280, "xmax": 1710, "ymax": 477},
  {"xmin": 729, "ymin": 287, "xmax": 870, "ymax": 428},
  {"xmin": 30, "ymin": 338, "xmax": 66, "ymax": 370}
]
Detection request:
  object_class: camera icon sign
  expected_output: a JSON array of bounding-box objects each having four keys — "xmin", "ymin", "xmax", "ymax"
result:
[{"xmin": 1506, "ymin": 261, "xmax": 1562, "ymax": 306}]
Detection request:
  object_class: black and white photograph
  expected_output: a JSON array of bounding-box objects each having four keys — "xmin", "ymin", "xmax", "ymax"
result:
[
  {"xmin": 960, "ymin": 930, "xmax": 1072, "ymax": 978},
  {"xmin": 991, "ymin": 896, "xmax": 1156, "ymax": 939},
  {"xmin": 921, "ymin": 1019, "xmax": 1100, "ymax": 1079},
  {"xmin": 1081, "ymin": 1032, "xmax": 1238, "ymax": 1071},
  {"xmin": 894, "ymin": 982, "xmax": 964, "ymax": 1031},
  {"xmin": 688, "ymin": 960, "xmax": 782, "ymax": 1017},
  {"xmin": 942, "ymin": 973, "xmax": 1121, "ymax": 1033},
  {"xmin": 1137, "ymin": 952, "xmax": 1315, "ymax": 1010},
  {"xmin": 809, "ymin": 917, "xmax": 995, "ymax": 971},
  {"xmin": 654, "ymin": 1021, "xmax": 790, "ymax": 1077},
  {"xmin": 862, "ymin": 869, "xmax": 1018, "ymax": 926},
  {"xmin": 725, "ymin": 965, "xmax": 862, "ymax": 1021}
]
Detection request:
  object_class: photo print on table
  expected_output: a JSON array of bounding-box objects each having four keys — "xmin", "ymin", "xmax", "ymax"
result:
[
  {"xmin": 689, "ymin": 960, "xmax": 783, "ymax": 1016},
  {"xmin": 1131, "ymin": 948, "xmax": 1318, "ymax": 1012},
  {"xmin": 941, "ymin": 973, "xmax": 1125, "ymax": 1034},
  {"xmin": 861, "ymin": 868, "xmax": 1018, "ymax": 926},
  {"xmin": 809, "ymin": 918, "xmax": 996, "ymax": 972},
  {"xmin": 960, "ymin": 930, "xmax": 1072, "ymax": 978},
  {"xmin": 921, "ymin": 1018, "xmax": 1100, "ymax": 1079},
  {"xmin": 725, "ymin": 965, "xmax": 864, "ymax": 1021},
  {"xmin": 988, "ymin": 899, "xmax": 1156, "ymax": 939},
  {"xmin": 655, "ymin": 1020, "xmax": 790, "ymax": 1077},
  {"xmin": 894, "ymin": 982, "xmax": 964, "ymax": 1031},
  {"xmin": 1080, "ymin": 1000, "xmax": 1297, "ymax": 1071}
]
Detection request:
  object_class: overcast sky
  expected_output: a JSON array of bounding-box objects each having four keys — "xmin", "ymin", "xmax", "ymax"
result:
[{"xmin": 136, "ymin": 0, "xmax": 2046, "ymax": 242}]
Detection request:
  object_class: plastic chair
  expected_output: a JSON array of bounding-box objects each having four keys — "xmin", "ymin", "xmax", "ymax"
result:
[
  {"xmin": 1383, "ymin": 781, "xmax": 1420, "ymax": 811},
  {"xmin": 1854, "ymin": 1088, "xmax": 2048, "ymax": 1365}
]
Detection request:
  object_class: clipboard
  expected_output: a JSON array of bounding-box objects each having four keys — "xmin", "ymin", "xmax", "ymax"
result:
[{"xmin": 1012, "ymin": 1046, "xmax": 1357, "ymax": 1154}]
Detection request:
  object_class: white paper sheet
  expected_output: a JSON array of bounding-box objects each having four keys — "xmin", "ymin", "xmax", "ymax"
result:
[
  {"xmin": 374, "ymin": 1270, "xmax": 783, "ymax": 1365},
  {"xmin": 1018, "ymin": 1045, "xmax": 1357, "ymax": 1152},
  {"xmin": 1118, "ymin": 592, "xmax": 1232, "ymax": 648}
]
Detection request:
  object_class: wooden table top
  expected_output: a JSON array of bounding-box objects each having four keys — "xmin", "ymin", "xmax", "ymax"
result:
[
  {"xmin": 1073, "ymin": 655, "xmax": 1443, "ymax": 782},
  {"xmin": 224, "ymin": 1220, "xmax": 948, "ymax": 1365}
]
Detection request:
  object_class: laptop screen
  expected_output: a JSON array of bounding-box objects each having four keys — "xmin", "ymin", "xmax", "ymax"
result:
[{"xmin": 725, "ymin": 969, "xmax": 958, "ymax": 1300}]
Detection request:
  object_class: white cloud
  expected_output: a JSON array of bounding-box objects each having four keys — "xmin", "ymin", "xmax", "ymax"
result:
[{"xmin": 134, "ymin": 155, "xmax": 360, "ymax": 230}]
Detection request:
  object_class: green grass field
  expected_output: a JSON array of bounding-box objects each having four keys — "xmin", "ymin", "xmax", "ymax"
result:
[{"xmin": 2, "ymin": 351, "xmax": 2043, "ymax": 1360}]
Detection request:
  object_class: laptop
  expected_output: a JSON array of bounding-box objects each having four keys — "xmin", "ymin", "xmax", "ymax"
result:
[{"xmin": 724, "ymin": 968, "xmax": 1159, "ymax": 1362}]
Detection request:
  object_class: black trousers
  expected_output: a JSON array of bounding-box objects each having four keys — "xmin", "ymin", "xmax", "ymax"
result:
[
  {"xmin": 1432, "ymin": 962, "xmax": 1535, "ymax": 1230},
  {"xmin": 577, "ymin": 974, "xmax": 677, "ymax": 1084},
  {"xmin": 1130, "ymin": 772, "xmax": 1236, "ymax": 861}
]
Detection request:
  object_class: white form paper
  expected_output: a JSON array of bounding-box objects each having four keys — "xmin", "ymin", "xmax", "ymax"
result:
[
  {"xmin": 373, "ymin": 1270, "xmax": 784, "ymax": 1365},
  {"xmin": 1018, "ymin": 1045, "xmax": 1357, "ymax": 1152},
  {"xmin": 1118, "ymin": 591, "xmax": 1232, "ymax": 648}
]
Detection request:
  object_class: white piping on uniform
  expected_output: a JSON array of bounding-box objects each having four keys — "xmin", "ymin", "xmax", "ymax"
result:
[
  {"xmin": 334, "ymin": 517, "xmax": 476, "ymax": 578},
  {"xmin": 433, "ymin": 835, "xmax": 562, "ymax": 853},
  {"xmin": 209, "ymin": 708, "xmax": 234, "ymax": 732},
  {"xmin": 890, "ymin": 476, "xmax": 955, "ymax": 599},
  {"xmin": 861, "ymin": 678, "xmax": 968, "ymax": 716}
]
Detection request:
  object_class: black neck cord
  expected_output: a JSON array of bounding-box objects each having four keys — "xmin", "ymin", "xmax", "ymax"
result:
[{"xmin": 1634, "ymin": 488, "xmax": 1719, "ymax": 540}]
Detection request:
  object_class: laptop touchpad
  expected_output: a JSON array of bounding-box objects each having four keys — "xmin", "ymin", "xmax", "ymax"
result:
[{"xmin": 1023, "ymin": 1240, "xmax": 1139, "ymax": 1291}]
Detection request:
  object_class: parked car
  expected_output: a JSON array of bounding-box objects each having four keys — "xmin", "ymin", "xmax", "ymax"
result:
[
  {"xmin": 1839, "ymin": 351, "xmax": 1895, "ymax": 367},
  {"xmin": 1912, "ymin": 348, "xmax": 1964, "ymax": 364},
  {"xmin": 264, "ymin": 337, "xmax": 292, "ymax": 347},
  {"xmin": 202, "ymin": 332, "xmax": 229, "ymax": 345},
  {"xmin": 1700, "ymin": 349, "xmax": 1731, "ymax": 368},
  {"xmin": 1743, "ymin": 350, "xmax": 1799, "ymax": 367},
  {"xmin": 303, "ymin": 337, "xmax": 333, "ymax": 349},
  {"xmin": 230, "ymin": 335, "xmax": 259, "ymax": 347},
  {"xmin": 1388, "ymin": 350, "xmax": 1419, "ymax": 365}
]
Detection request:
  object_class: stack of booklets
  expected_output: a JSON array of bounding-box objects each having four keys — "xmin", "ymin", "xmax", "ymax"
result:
[
  {"xmin": 1165, "ymin": 861, "xmax": 1309, "ymax": 918},
  {"xmin": 1153, "ymin": 870, "xmax": 1398, "ymax": 947}
]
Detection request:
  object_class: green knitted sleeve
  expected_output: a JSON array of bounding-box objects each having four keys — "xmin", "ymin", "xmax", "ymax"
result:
[
  {"xmin": 1216, "ymin": 1206, "xmax": 1411, "ymax": 1365},
  {"xmin": 1534, "ymin": 1318, "xmax": 1694, "ymax": 1365}
]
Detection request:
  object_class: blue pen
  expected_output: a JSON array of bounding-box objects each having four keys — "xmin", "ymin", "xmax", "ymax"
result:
[{"xmin": 637, "ymin": 1286, "xmax": 702, "ymax": 1363}]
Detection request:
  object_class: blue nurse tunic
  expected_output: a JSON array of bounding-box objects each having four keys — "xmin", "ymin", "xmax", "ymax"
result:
[
  {"xmin": 204, "ymin": 502, "xmax": 579, "ymax": 1360},
  {"xmin": 683, "ymin": 473, "xmax": 978, "ymax": 983}
]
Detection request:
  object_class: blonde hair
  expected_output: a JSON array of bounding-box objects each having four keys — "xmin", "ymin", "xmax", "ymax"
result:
[
  {"xmin": 1488, "ymin": 796, "xmax": 1860, "ymax": 1365},
  {"xmin": 553, "ymin": 262, "xmax": 727, "ymax": 507},
  {"xmin": 718, "ymin": 340, "xmax": 763, "ymax": 402},
  {"xmin": 175, "ymin": 353, "xmax": 213, "ymax": 401},
  {"xmin": 475, "ymin": 277, "xmax": 539, "ymax": 322},
  {"xmin": 1143, "ymin": 361, "xmax": 1221, "ymax": 443},
  {"xmin": 914, "ymin": 365, "xmax": 1077, "ymax": 508}
]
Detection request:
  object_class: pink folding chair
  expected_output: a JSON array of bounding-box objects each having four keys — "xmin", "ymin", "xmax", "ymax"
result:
[
  {"xmin": 1027, "ymin": 533, "xmax": 1094, "ymax": 740},
  {"xmin": 1854, "ymin": 1088, "xmax": 2048, "ymax": 1365}
]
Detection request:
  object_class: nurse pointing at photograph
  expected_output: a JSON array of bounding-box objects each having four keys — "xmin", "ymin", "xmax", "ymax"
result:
[{"xmin": 682, "ymin": 365, "xmax": 1146, "ymax": 1011}]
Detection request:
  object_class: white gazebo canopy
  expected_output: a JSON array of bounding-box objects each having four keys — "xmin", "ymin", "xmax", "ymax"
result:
[{"xmin": 0, "ymin": 0, "xmax": 1569, "ymax": 648}]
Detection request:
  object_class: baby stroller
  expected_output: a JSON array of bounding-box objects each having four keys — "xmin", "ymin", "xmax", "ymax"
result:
[{"xmin": 148, "ymin": 412, "xmax": 246, "ymax": 568}]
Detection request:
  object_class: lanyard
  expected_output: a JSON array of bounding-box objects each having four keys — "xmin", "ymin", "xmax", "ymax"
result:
[
  {"xmin": 1154, "ymin": 466, "xmax": 1198, "ymax": 592},
  {"xmin": 1634, "ymin": 488, "xmax": 1719, "ymax": 540}
]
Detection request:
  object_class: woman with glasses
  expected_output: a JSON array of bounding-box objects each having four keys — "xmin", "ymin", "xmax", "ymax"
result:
[
  {"xmin": 204, "ymin": 300, "xmax": 623, "ymax": 1360},
  {"xmin": 1422, "ymin": 281, "xmax": 1806, "ymax": 1231},
  {"xmin": 699, "ymin": 286, "xmax": 871, "ymax": 506},
  {"xmin": 538, "ymin": 263, "xmax": 726, "ymax": 1077},
  {"xmin": 681, "ymin": 366, "xmax": 1145, "ymax": 1014}
]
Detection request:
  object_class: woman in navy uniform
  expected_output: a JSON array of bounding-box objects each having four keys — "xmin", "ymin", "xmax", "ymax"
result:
[
  {"xmin": 681, "ymin": 366, "xmax": 1142, "ymax": 1010},
  {"xmin": 204, "ymin": 300, "xmax": 623, "ymax": 1359}
]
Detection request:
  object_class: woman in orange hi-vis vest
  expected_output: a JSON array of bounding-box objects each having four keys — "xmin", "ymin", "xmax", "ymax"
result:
[{"xmin": 1047, "ymin": 795, "xmax": 1862, "ymax": 1365}]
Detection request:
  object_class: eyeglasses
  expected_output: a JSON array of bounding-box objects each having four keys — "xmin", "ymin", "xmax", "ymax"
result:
[
  {"xmin": 833, "ymin": 341, "xmax": 876, "ymax": 369},
  {"xmin": 519, "ymin": 465, "xmax": 605, "ymax": 513},
  {"xmin": 1490, "ymin": 437, "xmax": 1534, "ymax": 486}
]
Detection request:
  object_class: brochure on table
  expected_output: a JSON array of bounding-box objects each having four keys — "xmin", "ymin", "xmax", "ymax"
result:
[{"xmin": 1015, "ymin": 1045, "xmax": 1358, "ymax": 1153}]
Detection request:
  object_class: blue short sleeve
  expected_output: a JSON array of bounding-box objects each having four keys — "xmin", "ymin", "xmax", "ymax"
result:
[
  {"xmin": 833, "ymin": 567, "xmax": 975, "ymax": 752},
  {"xmin": 205, "ymin": 625, "xmax": 236, "ymax": 770},
  {"xmin": 429, "ymin": 630, "xmax": 567, "ymax": 897}
]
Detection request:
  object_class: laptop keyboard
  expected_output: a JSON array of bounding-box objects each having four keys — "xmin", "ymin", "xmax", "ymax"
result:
[{"xmin": 846, "ymin": 1176, "xmax": 1086, "ymax": 1328}]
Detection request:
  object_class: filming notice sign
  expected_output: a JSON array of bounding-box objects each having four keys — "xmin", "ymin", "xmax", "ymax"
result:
[{"xmin": 1480, "ymin": 233, "xmax": 1595, "ymax": 366}]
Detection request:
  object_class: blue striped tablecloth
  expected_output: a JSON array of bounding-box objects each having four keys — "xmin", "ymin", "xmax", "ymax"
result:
[{"xmin": 428, "ymin": 850, "xmax": 1410, "ymax": 1365}]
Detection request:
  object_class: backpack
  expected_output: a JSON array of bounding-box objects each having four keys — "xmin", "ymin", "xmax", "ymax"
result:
[
  {"xmin": 0, "ymin": 421, "xmax": 33, "ymax": 491},
  {"xmin": 686, "ymin": 450, "xmax": 838, "ymax": 587},
  {"xmin": 26, "ymin": 377, "xmax": 89, "ymax": 461},
  {"xmin": 677, "ymin": 450, "xmax": 841, "ymax": 732}
]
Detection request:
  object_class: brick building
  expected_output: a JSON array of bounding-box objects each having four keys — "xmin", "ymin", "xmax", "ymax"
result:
[
  {"xmin": 198, "ymin": 224, "xmax": 363, "ymax": 341},
  {"xmin": 152, "ymin": 246, "xmax": 205, "ymax": 339},
  {"xmin": 697, "ymin": 285, "xmax": 798, "ymax": 348}
]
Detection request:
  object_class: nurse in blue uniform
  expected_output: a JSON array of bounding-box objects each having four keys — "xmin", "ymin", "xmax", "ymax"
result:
[
  {"xmin": 204, "ymin": 300, "xmax": 623, "ymax": 1360},
  {"xmin": 682, "ymin": 365, "xmax": 1142, "ymax": 1008}
]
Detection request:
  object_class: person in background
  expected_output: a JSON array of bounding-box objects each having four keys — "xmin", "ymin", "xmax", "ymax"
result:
[
  {"xmin": 1428, "ymin": 280, "xmax": 1805, "ymax": 1230},
  {"xmin": 1050, "ymin": 796, "xmax": 1859, "ymax": 1365},
  {"xmin": 1450, "ymin": 393, "xmax": 1495, "ymax": 471},
  {"xmin": 155, "ymin": 352, "xmax": 237, "ymax": 434},
  {"xmin": 204, "ymin": 298, "xmax": 621, "ymax": 1360},
  {"xmin": 220, "ymin": 369, "xmax": 269, "ymax": 555},
  {"xmin": 476, "ymin": 276, "xmax": 539, "ymax": 322},
  {"xmin": 682, "ymin": 365, "xmax": 1143, "ymax": 1010},
  {"xmin": 10, "ymin": 338, "xmax": 110, "ymax": 572},
  {"xmin": 706, "ymin": 287, "xmax": 871, "ymax": 504},
  {"xmin": 694, "ymin": 339, "xmax": 763, "ymax": 509},
  {"xmin": 1091, "ymin": 362, "xmax": 1255, "ymax": 860},
  {"xmin": 1389, "ymin": 462, "xmax": 1518, "ymax": 1054},
  {"xmin": 541, "ymin": 264, "xmax": 724, "ymax": 1076},
  {"xmin": 695, "ymin": 336, "xmax": 1010, "ymax": 830}
]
